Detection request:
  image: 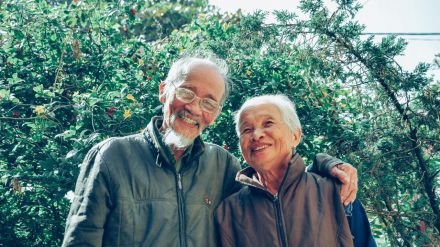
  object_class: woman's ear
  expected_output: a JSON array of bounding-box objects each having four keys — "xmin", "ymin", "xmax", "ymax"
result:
[
  {"xmin": 292, "ymin": 128, "xmax": 302, "ymax": 148},
  {"xmin": 159, "ymin": 82, "xmax": 166, "ymax": 103}
]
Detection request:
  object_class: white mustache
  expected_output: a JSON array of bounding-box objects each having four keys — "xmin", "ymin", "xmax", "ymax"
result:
[{"xmin": 177, "ymin": 110, "xmax": 200, "ymax": 126}]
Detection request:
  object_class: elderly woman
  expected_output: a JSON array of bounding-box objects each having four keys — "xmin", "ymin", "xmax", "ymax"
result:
[{"xmin": 215, "ymin": 95, "xmax": 375, "ymax": 247}]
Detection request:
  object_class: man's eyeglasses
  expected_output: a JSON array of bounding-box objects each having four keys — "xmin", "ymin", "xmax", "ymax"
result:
[{"xmin": 174, "ymin": 87, "xmax": 220, "ymax": 113}]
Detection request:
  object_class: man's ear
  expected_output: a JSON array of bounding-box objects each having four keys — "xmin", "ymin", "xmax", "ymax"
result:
[
  {"xmin": 159, "ymin": 82, "xmax": 166, "ymax": 103},
  {"xmin": 207, "ymin": 110, "xmax": 221, "ymax": 126}
]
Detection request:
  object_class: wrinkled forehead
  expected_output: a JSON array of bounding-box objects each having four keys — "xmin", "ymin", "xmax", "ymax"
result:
[
  {"xmin": 176, "ymin": 64, "xmax": 224, "ymax": 84},
  {"xmin": 239, "ymin": 103, "xmax": 282, "ymax": 124},
  {"xmin": 176, "ymin": 66, "xmax": 225, "ymax": 95}
]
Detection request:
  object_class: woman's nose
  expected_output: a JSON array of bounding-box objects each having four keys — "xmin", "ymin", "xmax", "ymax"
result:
[{"xmin": 251, "ymin": 128, "xmax": 264, "ymax": 140}]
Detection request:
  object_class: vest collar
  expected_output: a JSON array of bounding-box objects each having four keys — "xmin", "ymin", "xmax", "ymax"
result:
[
  {"xmin": 236, "ymin": 153, "xmax": 306, "ymax": 196},
  {"xmin": 144, "ymin": 116, "xmax": 205, "ymax": 169}
]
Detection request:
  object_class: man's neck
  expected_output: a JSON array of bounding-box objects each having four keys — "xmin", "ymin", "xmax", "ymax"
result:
[{"xmin": 171, "ymin": 147, "xmax": 186, "ymax": 162}]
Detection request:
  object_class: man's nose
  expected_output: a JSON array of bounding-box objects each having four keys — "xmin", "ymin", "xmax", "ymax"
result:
[{"xmin": 184, "ymin": 97, "xmax": 203, "ymax": 116}]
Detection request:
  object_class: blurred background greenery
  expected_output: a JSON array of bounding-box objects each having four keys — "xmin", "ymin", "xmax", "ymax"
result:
[{"xmin": 0, "ymin": 0, "xmax": 439, "ymax": 246}]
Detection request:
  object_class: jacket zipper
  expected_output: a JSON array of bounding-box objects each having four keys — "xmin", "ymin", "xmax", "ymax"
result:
[
  {"xmin": 176, "ymin": 173, "xmax": 187, "ymax": 247},
  {"xmin": 274, "ymin": 195, "xmax": 287, "ymax": 247}
]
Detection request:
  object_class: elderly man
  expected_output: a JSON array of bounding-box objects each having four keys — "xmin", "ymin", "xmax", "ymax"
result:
[
  {"xmin": 215, "ymin": 94, "xmax": 376, "ymax": 247},
  {"xmin": 62, "ymin": 55, "xmax": 358, "ymax": 246}
]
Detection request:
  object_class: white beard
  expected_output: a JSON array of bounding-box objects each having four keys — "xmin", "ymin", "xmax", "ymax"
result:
[
  {"xmin": 162, "ymin": 96, "xmax": 198, "ymax": 149},
  {"xmin": 162, "ymin": 127, "xmax": 194, "ymax": 149}
]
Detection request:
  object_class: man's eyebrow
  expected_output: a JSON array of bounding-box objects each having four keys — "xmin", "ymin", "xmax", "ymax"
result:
[{"xmin": 183, "ymin": 84, "xmax": 219, "ymax": 102}]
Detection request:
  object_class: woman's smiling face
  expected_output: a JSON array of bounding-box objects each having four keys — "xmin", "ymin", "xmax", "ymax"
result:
[{"xmin": 238, "ymin": 103, "xmax": 300, "ymax": 172}]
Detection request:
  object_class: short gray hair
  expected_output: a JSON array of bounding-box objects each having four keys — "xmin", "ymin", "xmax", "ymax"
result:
[
  {"xmin": 162, "ymin": 55, "xmax": 230, "ymax": 105},
  {"xmin": 234, "ymin": 94, "xmax": 302, "ymax": 137}
]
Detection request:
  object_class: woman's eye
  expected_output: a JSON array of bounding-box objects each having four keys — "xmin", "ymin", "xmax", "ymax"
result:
[
  {"xmin": 242, "ymin": 128, "xmax": 251, "ymax": 134},
  {"xmin": 264, "ymin": 121, "xmax": 274, "ymax": 127}
]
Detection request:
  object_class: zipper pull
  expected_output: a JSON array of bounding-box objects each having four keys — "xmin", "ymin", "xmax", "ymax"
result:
[{"xmin": 177, "ymin": 174, "xmax": 182, "ymax": 190}]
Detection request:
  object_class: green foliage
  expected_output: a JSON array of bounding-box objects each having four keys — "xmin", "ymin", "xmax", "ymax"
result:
[
  {"xmin": 0, "ymin": 0, "xmax": 205, "ymax": 245},
  {"xmin": 1, "ymin": 0, "xmax": 439, "ymax": 246}
]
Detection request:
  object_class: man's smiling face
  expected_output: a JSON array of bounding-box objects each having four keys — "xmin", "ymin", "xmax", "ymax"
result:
[{"xmin": 161, "ymin": 65, "xmax": 225, "ymax": 145}]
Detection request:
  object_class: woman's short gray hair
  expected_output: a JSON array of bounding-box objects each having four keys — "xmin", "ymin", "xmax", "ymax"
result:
[
  {"xmin": 234, "ymin": 94, "xmax": 302, "ymax": 137},
  {"xmin": 162, "ymin": 55, "xmax": 229, "ymax": 105}
]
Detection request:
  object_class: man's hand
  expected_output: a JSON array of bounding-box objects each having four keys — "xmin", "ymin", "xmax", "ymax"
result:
[{"xmin": 330, "ymin": 163, "xmax": 358, "ymax": 206}]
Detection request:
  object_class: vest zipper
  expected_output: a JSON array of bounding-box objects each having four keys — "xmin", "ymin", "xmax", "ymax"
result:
[
  {"xmin": 176, "ymin": 173, "xmax": 187, "ymax": 247},
  {"xmin": 274, "ymin": 195, "xmax": 288, "ymax": 247}
]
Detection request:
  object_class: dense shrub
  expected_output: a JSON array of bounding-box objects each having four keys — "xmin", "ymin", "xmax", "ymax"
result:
[{"xmin": 1, "ymin": 0, "xmax": 438, "ymax": 246}]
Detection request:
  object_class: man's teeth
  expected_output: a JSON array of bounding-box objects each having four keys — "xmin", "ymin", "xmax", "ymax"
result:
[
  {"xmin": 254, "ymin": 145, "xmax": 269, "ymax": 151},
  {"xmin": 181, "ymin": 116, "xmax": 197, "ymax": 125}
]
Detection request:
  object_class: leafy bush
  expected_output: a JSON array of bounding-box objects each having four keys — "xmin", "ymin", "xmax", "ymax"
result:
[{"xmin": 1, "ymin": 0, "xmax": 439, "ymax": 246}]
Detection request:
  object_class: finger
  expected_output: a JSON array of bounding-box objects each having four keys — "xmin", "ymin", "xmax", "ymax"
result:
[
  {"xmin": 338, "ymin": 163, "xmax": 353, "ymax": 172},
  {"xmin": 341, "ymin": 175, "xmax": 353, "ymax": 202},
  {"xmin": 332, "ymin": 167, "xmax": 350, "ymax": 201},
  {"xmin": 331, "ymin": 166, "xmax": 349, "ymax": 184},
  {"xmin": 332, "ymin": 166, "xmax": 349, "ymax": 181},
  {"xmin": 346, "ymin": 164, "xmax": 358, "ymax": 194},
  {"xmin": 352, "ymin": 168, "xmax": 359, "ymax": 188},
  {"xmin": 343, "ymin": 171, "xmax": 358, "ymax": 205},
  {"xmin": 343, "ymin": 182, "xmax": 357, "ymax": 205},
  {"xmin": 342, "ymin": 164, "xmax": 358, "ymax": 205}
]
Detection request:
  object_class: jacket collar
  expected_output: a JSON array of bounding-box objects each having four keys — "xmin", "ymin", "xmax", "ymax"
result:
[
  {"xmin": 236, "ymin": 153, "xmax": 306, "ymax": 196},
  {"xmin": 144, "ymin": 116, "xmax": 205, "ymax": 169}
]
